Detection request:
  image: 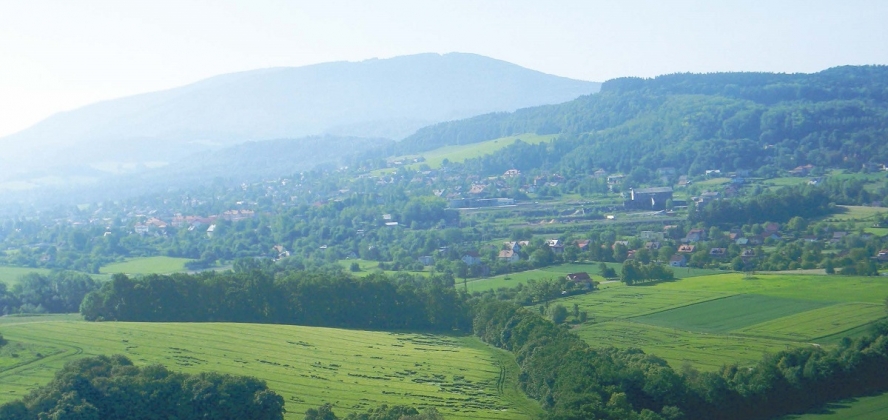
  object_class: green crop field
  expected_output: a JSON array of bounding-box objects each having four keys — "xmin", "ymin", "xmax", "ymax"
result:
[
  {"xmin": 557, "ymin": 273, "xmax": 888, "ymax": 371},
  {"xmin": 0, "ymin": 265, "xmax": 50, "ymax": 285},
  {"xmin": 783, "ymin": 392, "xmax": 888, "ymax": 420},
  {"xmin": 575, "ymin": 320, "xmax": 795, "ymax": 371},
  {"xmin": 99, "ymin": 256, "xmax": 193, "ymax": 275},
  {"xmin": 634, "ymin": 295, "xmax": 832, "ymax": 333},
  {"xmin": 0, "ymin": 316, "xmax": 541, "ymax": 420},
  {"xmin": 735, "ymin": 302, "xmax": 887, "ymax": 341},
  {"xmin": 376, "ymin": 133, "xmax": 556, "ymax": 174}
]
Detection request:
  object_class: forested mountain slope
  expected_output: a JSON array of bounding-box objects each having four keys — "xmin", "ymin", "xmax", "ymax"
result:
[{"xmin": 396, "ymin": 66, "xmax": 888, "ymax": 176}]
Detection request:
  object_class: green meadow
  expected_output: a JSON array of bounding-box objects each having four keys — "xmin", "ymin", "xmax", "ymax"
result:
[
  {"xmin": 556, "ymin": 273, "xmax": 888, "ymax": 371},
  {"xmin": 0, "ymin": 316, "xmax": 541, "ymax": 420},
  {"xmin": 0, "ymin": 265, "xmax": 50, "ymax": 285},
  {"xmin": 99, "ymin": 256, "xmax": 193, "ymax": 275}
]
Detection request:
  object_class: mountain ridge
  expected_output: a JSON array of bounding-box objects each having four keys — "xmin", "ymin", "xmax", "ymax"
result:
[{"xmin": 0, "ymin": 52, "xmax": 599, "ymax": 181}]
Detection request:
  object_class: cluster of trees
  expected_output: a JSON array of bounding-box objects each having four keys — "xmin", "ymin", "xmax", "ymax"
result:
[
  {"xmin": 472, "ymin": 299, "xmax": 888, "ymax": 420},
  {"xmin": 0, "ymin": 355, "xmax": 284, "ymax": 420},
  {"xmin": 620, "ymin": 260, "xmax": 675, "ymax": 285},
  {"xmin": 0, "ymin": 271, "xmax": 99, "ymax": 315},
  {"xmin": 80, "ymin": 268, "xmax": 472, "ymax": 332}
]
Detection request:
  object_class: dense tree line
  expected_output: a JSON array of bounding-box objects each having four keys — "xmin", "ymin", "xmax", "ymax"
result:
[
  {"xmin": 0, "ymin": 271, "xmax": 99, "ymax": 315},
  {"xmin": 80, "ymin": 269, "xmax": 472, "ymax": 332},
  {"xmin": 691, "ymin": 185, "xmax": 833, "ymax": 226},
  {"xmin": 620, "ymin": 260, "xmax": 675, "ymax": 285},
  {"xmin": 472, "ymin": 299, "xmax": 888, "ymax": 420},
  {"xmin": 0, "ymin": 355, "xmax": 284, "ymax": 420}
]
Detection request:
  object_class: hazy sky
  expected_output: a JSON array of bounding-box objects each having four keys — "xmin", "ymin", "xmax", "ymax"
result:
[{"xmin": 1, "ymin": 0, "xmax": 887, "ymax": 138}]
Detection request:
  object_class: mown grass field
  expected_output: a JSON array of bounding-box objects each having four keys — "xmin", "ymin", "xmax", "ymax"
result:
[
  {"xmin": 0, "ymin": 316, "xmax": 541, "ymax": 420},
  {"xmin": 0, "ymin": 265, "xmax": 50, "ymax": 285},
  {"xmin": 558, "ymin": 273, "xmax": 888, "ymax": 372},
  {"xmin": 99, "ymin": 256, "xmax": 193, "ymax": 275},
  {"xmin": 375, "ymin": 133, "xmax": 556, "ymax": 174}
]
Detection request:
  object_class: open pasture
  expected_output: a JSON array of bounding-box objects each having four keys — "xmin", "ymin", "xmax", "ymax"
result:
[
  {"xmin": 0, "ymin": 316, "xmax": 540, "ymax": 420},
  {"xmin": 633, "ymin": 294, "xmax": 832, "ymax": 334},
  {"xmin": 575, "ymin": 320, "xmax": 794, "ymax": 371},
  {"xmin": 99, "ymin": 256, "xmax": 192, "ymax": 275},
  {"xmin": 736, "ymin": 302, "xmax": 887, "ymax": 341},
  {"xmin": 0, "ymin": 265, "xmax": 50, "ymax": 286}
]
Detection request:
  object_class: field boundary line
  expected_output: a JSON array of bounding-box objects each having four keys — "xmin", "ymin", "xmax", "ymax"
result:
[{"xmin": 624, "ymin": 293, "xmax": 740, "ymax": 320}]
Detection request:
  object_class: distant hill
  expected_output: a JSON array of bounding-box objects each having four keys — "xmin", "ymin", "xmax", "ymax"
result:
[
  {"xmin": 0, "ymin": 53, "xmax": 599, "ymax": 181},
  {"xmin": 393, "ymin": 66, "xmax": 888, "ymax": 177}
]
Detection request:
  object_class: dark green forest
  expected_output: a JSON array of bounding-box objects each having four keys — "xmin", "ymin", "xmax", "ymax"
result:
[{"xmin": 389, "ymin": 66, "xmax": 888, "ymax": 177}]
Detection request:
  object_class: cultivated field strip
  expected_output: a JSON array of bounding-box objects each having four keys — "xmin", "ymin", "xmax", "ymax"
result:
[
  {"xmin": 655, "ymin": 273, "xmax": 888, "ymax": 304},
  {"xmin": 736, "ymin": 303, "xmax": 888, "ymax": 341},
  {"xmin": 556, "ymin": 286, "xmax": 732, "ymax": 321},
  {"xmin": 0, "ymin": 320, "xmax": 537, "ymax": 419},
  {"xmin": 576, "ymin": 320, "xmax": 794, "ymax": 370},
  {"xmin": 632, "ymin": 295, "xmax": 833, "ymax": 333}
]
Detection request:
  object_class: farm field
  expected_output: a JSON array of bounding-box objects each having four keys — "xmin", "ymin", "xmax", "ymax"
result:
[
  {"xmin": 98, "ymin": 256, "xmax": 193, "ymax": 275},
  {"xmin": 0, "ymin": 316, "xmax": 541, "ymax": 420},
  {"xmin": 575, "ymin": 320, "xmax": 794, "ymax": 371},
  {"xmin": 634, "ymin": 295, "xmax": 832, "ymax": 333},
  {"xmin": 560, "ymin": 273, "xmax": 888, "ymax": 371},
  {"xmin": 0, "ymin": 265, "xmax": 50, "ymax": 285},
  {"xmin": 735, "ymin": 302, "xmax": 887, "ymax": 341}
]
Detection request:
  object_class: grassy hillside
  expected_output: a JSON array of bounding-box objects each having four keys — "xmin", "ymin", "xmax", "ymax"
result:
[
  {"xmin": 377, "ymin": 133, "xmax": 556, "ymax": 174},
  {"xmin": 0, "ymin": 316, "xmax": 542, "ymax": 420}
]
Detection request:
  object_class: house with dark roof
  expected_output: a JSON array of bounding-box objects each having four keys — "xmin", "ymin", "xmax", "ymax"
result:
[{"xmin": 566, "ymin": 272, "xmax": 594, "ymax": 290}]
